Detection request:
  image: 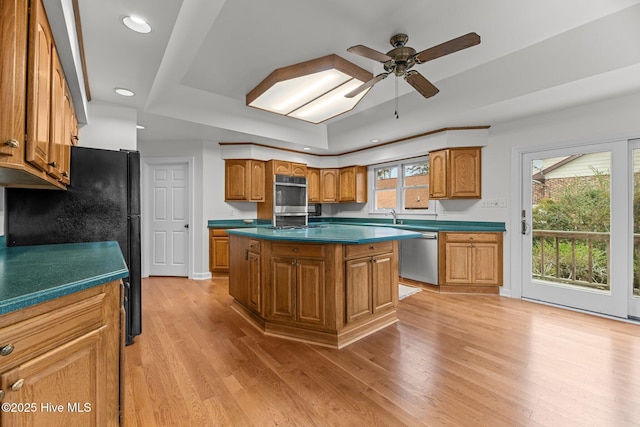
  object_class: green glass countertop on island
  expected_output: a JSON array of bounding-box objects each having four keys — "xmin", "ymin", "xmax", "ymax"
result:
[
  {"xmin": 0, "ymin": 240, "xmax": 129, "ymax": 315},
  {"xmin": 225, "ymin": 224, "xmax": 422, "ymax": 244}
]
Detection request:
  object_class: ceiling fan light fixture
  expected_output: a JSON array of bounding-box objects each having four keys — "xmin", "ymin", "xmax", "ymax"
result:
[{"xmin": 246, "ymin": 54, "xmax": 372, "ymax": 124}]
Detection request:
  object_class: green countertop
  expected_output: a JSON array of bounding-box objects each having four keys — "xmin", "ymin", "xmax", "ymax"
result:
[
  {"xmin": 226, "ymin": 224, "xmax": 422, "ymax": 244},
  {"xmin": 0, "ymin": 241, "xmax": 129, "ymax": 316},
  {"xmin": 209, "ymin": 217, "xmax": 506, "ymax": 232}
]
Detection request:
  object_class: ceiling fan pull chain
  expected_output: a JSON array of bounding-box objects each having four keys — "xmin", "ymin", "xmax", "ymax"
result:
[{"xmin": 394, "ymin": 76, "xmax": 399, "ymax": 119}]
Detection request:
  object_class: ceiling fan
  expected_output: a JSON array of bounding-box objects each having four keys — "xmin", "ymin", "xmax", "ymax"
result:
[{"xmin": 345, "ymin": 32, "xmax": 480, "ymax": 99}]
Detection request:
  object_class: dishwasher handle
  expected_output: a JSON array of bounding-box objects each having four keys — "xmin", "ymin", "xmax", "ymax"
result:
[{"xmin": 418, "ymin": 233, "xmax": 438, "ymax": 239}]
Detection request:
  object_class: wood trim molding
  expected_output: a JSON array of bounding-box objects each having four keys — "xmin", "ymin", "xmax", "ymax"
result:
[
  {"xmin": 246, "ymin": 54, "xmax": 372, "ymax": 107},
  {"xmin": 72, "ymin": 0, "xmax": 91, "ymax": 101},
  {"xmin": 218, "ymin": 126, "xmax": 491, "ymax": 157}
]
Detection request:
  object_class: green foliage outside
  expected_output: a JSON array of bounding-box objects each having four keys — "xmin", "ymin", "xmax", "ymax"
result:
[{"xmin": 531, "ymin": 171, "xmax": 611, "ymax": 286}]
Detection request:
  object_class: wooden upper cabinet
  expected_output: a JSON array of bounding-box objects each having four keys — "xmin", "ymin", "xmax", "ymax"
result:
[
  {"xmin": 272, "ymin": 160, "xmax": 291, "ymax": 175},
  {"xmin": 47, "ymin": 51, "xmax": 65, "ymax": 180},
  {"xmin": 271, "ymin": 160, "xmax": 307, "ymax": 177},
  {"xmin": 429, "ymin": 147, "xmax": 481, "ymax": 199},
  {"xmin": 60, "ymin": 84, "xmax": 77, "ymax": 185},
  {"xmin": 225, "ymin": 159, "xmax": 265, "ymax": 202},
  {"xmin": 428, "ymin": 149, "xmax": 448, "ymax": 199},
  {"xmin": 339, "ymin": 166, "xmax": 367, "ymax": 203},
  {"xmin": 0, "ymin": 0, "xmax": 28, "ymax": 165},
  {"xmin": 249, "ymin": 160, "xmax": 265, "ymax": 201},
  {"xmin": 26, "ymin": 0, "xmax": 54, "ymax": 173},
  {"xmin": 307, "ymin": 167, "xmax": 321, "ymax": 202},
  {"xmin": 0, "ymin": 0, "xmax": 69, "ymax": 189},
  {"xmin": 320, "ymin": 169, "xmax": 339, "ymax": 203},
  {"xmin": 291, "ymin": 162, "xmax": 307, "ymax": 177}
]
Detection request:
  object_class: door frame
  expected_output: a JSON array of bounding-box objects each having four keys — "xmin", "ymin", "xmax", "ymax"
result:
[
  {"xmin": 510, "ymin": 135, "xmax": 635, "ymax": 318},
  {"xmin": 141, "ymin": 156, "xmax": 195, "ymax": 279}
]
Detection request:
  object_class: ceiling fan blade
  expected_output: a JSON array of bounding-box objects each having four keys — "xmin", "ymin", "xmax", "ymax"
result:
[
  {"xmin": 345, "ymin": 73, "xmax": 388, "ymax": 98},
  {"xmin": 405, "ymin": 71, "xmax": 439, "ymax": 98},
  {"xmin": 414, "ymin": 32, "xmax": 480, "ymax": 64},
  {"xmin": 347, "ymin": 45, "xmax": 393, "ymax": 63}
]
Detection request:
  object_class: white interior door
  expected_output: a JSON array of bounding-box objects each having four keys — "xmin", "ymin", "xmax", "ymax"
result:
[
  {"xmin": 521, "ymin": 141, "xmax": 628, "ymax": 318},
  {"xmin": 148, "ymin": 162, "xmax": 189, "ymax": 277}
]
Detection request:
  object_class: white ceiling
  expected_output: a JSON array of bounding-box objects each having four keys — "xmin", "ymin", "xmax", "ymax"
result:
[{"xmin": 76, "ymin": 0, "xmax": 640, "ymax": 153}]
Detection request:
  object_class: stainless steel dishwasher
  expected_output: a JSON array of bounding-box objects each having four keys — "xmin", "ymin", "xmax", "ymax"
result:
[{"xmin": 399, "ymin": 232, "xmax": 438, "ymax": 285}]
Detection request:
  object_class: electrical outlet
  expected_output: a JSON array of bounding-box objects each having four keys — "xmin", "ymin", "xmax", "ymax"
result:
[
  {"xmin": 481, "ymin": 198, "xmax": 499, "ymax": 208},
  {"xmin": 229, "ymin": 209, "xmax": 235, "ymax": 217}
]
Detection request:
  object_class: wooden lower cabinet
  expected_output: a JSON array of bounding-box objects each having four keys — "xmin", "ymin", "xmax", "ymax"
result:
[
  {"xmin": 269, "ymin": 256, "xmax": 326, "ymax": 327},
  {"xmin": 0, "ymin": 281, "xmax": 121, "ymax": 426},
  {"xmin": 228, "ymin": 236, "xmax": 399, "ymax": 348},
  {"xmin": 228, "ymin": 235, "xmax": 262, "ymax": 315},
  {"xmin": 438, "ymin": 232, "xmax": 503, "ymax": 293},
  {"xmin": 209, "ymin": 228, "xmax": 229, "ymax": 274},
  {"xmin": 344, "ymin": 243, "xmax": 396, "ymax": 323}
]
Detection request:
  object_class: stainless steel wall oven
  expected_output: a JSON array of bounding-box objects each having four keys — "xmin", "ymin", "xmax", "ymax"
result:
[{"xmin": 273, "ymin": 174, "xmax": 308, "ymax": 227}]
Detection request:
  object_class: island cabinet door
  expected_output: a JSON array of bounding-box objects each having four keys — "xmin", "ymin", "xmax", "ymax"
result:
[
  {"xmin": 247, "ymin": 250, "xmax": 261, "ymax": 314},
  {"xmin": 345, "ymin": 257, "xmax": 373, "ymax": 323},
  {"xmin": 372, "ymin": 253, "xmax": 394, "ymax": 313},
  {"xmin": 269, "ymin": 257, "xmax": 297, "ymax": 322},
  {"xmin": 296, "ymin": 259, "xmax": 326, "ymax": 326}
]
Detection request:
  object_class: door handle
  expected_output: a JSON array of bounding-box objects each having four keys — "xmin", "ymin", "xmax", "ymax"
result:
[{"xmin": 521, "ymin": 210, "xmax": 529, "ymax": 235}]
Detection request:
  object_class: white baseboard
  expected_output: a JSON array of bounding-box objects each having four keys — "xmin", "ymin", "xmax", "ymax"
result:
[{"xmin": 191, "ymin": 272, "xmax": 212, "ymax": 280}]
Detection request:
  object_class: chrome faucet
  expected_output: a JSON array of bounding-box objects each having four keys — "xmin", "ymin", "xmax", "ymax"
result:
[{"xmin": 389, "ymin": 209, "xmax": 397, "ymax": 224}]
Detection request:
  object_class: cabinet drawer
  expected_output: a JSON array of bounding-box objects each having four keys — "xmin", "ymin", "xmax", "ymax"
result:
[
  {"xmin": 249, "ymin": 239, "xmax": 261, "ymax": 253},
  {"xmin": 444, "ymin": 233, "xmax": 498, "ymax": 243},
  {"xmin": 0, "ymin": 293, "xmax": 105, "ymax": 371},
  {"xmin": 211, "ymin": 229, "xmax": 228, "ymax": 237},
  {"xmin": 344, "ymin": 241, "xmax": 393, "ymax": 258},
  {"xmin": 271, "ymin": 243, "xmax": 325, "ymax": 258}
]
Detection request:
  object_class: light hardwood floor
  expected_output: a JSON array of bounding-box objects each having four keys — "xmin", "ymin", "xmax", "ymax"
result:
[{"xmin": 124, "ymin": 277, "xmax": 640, "ymax": 426}]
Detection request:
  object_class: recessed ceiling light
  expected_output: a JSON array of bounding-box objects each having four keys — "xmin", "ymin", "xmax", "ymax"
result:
[
  {"xmin": 122, "ymin": 15, "xmax": 151, "ymax": 34},
  {"xmin": 370, "ymin": 138, "xmax": 380, "ymax": 143},
  {"xmin": 114, "ymin": 87, "xmax": 135, "ymax": 97},
  {"xmin": 136, "ymin": 125, "xmax": 146, "ymax": 130},
  {"xmin": 303, "ymin": 147, "xmax": 311, "ymax": 151}
]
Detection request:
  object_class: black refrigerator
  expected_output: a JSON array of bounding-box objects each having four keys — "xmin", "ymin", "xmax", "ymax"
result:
[{"xmin": 4, "ymin": 146, "xmax": 142, "ymax": 345}]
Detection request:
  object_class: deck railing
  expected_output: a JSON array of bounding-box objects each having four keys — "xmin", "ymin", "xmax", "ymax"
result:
[{"xmin": 532, "ymin": 230, "xmax": 611, "ymax": 290}]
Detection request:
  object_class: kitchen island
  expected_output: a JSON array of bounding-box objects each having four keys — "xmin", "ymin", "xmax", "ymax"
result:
[{"xmin": 227, "ymin": 225, "xmax": 421, "ymax": 348}]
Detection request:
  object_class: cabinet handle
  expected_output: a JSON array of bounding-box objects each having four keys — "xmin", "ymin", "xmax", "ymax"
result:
[
  {"xmin": 293, "ymin": 248, "xmax": 298, "ymax": 252},
  {"xmin": 0, "ymin": 344, "xmax": 14, "ymax": 356},
  {"xmin": 61, "ymin": 171, "xmax": 69, "ymax": 178},
  {"xmin": 369, "ymin": 246, "xmax": 374, "ymax": 250},
  {"xmin": 48, "ymin": 161, "xmax": 58, "ymax": 168},
  {"xmin": 5, "ymin": 139, "xmax": 19, "ymax": 148},
  {"xmin": 11, "ymin": 379, "xmax": 24, "ymax": 391}
]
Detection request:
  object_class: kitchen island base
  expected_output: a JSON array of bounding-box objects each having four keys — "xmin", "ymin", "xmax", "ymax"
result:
[
  {"xmin": 231, "ymin": 300, "xmax": 397, "ymax": 349},
  {"xmin": 227, "ymin": 229, "xmax": 417, "ymax": 349}
]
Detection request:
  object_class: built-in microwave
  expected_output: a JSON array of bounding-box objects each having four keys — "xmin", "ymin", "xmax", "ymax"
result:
[{"xmin": 307, "ymin": 203, "xmax": 322, "ymax": 217}]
